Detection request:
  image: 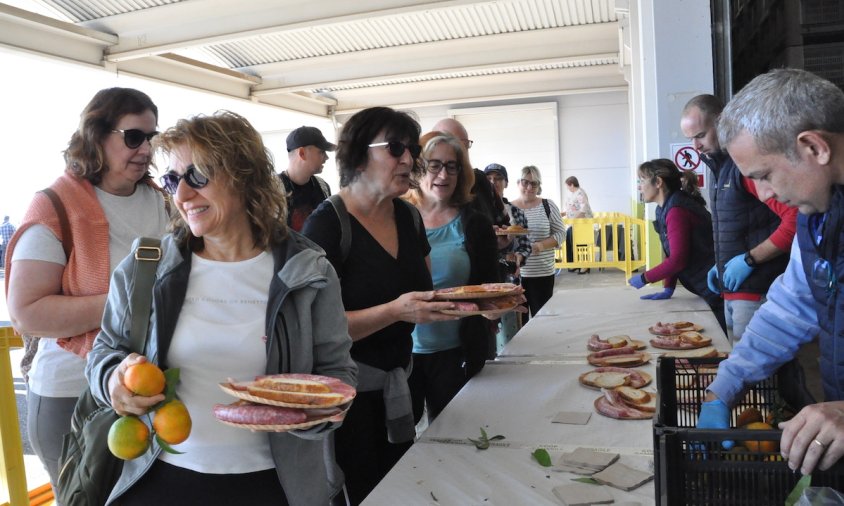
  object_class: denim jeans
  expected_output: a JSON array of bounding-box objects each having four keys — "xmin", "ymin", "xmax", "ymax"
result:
[{"xmin": 726, "ymin": 298, "xmax": 766, "ymax": 345}]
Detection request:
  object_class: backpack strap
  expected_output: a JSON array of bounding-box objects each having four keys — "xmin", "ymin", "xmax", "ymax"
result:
[
  {"xmin": 130, "ymin": 237, "xmax": 161, "ymax": 354},
  {"xmin": 40, "ymin": 187, "xmax": 73, "ymax": 259},
  {"xmin": 327, "ymin": 194, "xmax": 352, "ymax": 263},
  {"xmin": 397, "ymin": 198, "xmax": 423, "ymax": 237},
  {"xmin": 542, "ymin": 198, "xmax": 551, "ymax": 219}
]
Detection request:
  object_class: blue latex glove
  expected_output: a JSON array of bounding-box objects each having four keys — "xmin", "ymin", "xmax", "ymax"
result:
[
  {"xmin": 628, "ymin": 273, "xmax": 647, "ymax": 289},
  {"xmin": 706, "ymin": 265, "xmax": 720, "ymax": 294},
  {"xmin": 640, "ymin": 288, "xmax": 674, "ymax": 300},
  {"xmin": 722, "ymin": 253, "xmax": 754, "ymax": 292},
  {"xmin": 697, "ymin": 398, "xmax": 734, "ymax": 450}
]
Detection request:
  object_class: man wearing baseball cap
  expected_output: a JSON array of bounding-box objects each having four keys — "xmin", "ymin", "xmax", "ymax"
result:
[{"xmin": 281, "ymin": 126, "xmax": 336, "ymax": 231}]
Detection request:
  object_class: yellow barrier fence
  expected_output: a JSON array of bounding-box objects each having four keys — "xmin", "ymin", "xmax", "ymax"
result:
[
  {"xmin": 554, "ymin": 213, "xmax": 648, "ymax": 279},
  {"xmin": 0, "ymin": 326, "xmax": 27, "ymax": 506}
]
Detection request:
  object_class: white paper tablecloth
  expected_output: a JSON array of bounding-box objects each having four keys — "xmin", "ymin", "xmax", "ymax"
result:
[
  {"xmin": 361, "ymin": 285, "xmax": 727, "ymax": 506},
  {"xmin": 362, "ymin": 443, "xmax": 655, "ymax": 506}
]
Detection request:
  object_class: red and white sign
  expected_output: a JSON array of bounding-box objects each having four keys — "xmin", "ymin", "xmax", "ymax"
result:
[{"xmin": 670, "ymin": 142, "xmax": 706, "ymax": 189}]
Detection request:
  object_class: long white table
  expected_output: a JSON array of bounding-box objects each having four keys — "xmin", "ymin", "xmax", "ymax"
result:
[{"xmin": 362, "ymin": 285, "xmax": 728, "ymax": 506}]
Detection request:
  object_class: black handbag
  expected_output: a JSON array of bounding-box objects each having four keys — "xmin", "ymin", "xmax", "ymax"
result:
[{"xmin": 56, "ymin": 237, "xmax": 161, "ymax": 506}]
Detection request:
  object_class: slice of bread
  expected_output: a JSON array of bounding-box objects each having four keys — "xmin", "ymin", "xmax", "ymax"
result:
[
  {"xmin": 247, "ymin": 385, "xmax": 345, "ymax": 406},
  {"xmin": 616, "ymin": 386, "xmax": 650, "ymax": 405},
  {"xmin": 582, "ymin": 371, "xmax": 629, "ymax": 389},
  {"xmin": 607, "ymin": 335, "xmax": 630, "ymax": 348},
  {"xmin": 662, "ymin": 346, "xmax": 717, "ymax": 358},
  {"xmin": 635, "ymin": 393, "xmax": 657, "ymax": 412},
  {"xmin": 252, "ymin": 377, "xmax": 331, "ymax": 393},
  {"xmin": 602, "ymin": 355, "xmax": 645, "ymax": 366}
]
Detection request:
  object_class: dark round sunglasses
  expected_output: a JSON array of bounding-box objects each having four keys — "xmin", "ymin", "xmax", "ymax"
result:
[
  {"xmin": 159, "ymin": 165, "xmax": 209, "ymax": 195},
  {"xmin": 368, "ymin": 140, "xmax": 422, "ymax": 159},
  {"xmin": 111, "ymin": 129, "xmax": 159, "ymax": 149}
]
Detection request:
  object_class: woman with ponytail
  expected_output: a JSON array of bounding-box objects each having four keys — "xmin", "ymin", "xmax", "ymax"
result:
[{"xmin": 628, "ymin": 158, "xmax": 726, "ymax": 332}]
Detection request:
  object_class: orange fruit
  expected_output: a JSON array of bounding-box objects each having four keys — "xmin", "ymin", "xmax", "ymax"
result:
[
  {"xmin": 742, "ymin": 421, "xmax": 778, "ymax": 453},
  {"xmin": 736, "ymin": 407, "xmax": 763, "ymax": 427},
  {"xmin": 108, "ymin": 415, "xmax": 150, "ymax": 460},
  {"xmin": 123, "ymin": 362, "xmax": 166, "ymax": 397},
  {"xmin": 153, "ymin": 399, "xmax": 192, "ymax": 445}
]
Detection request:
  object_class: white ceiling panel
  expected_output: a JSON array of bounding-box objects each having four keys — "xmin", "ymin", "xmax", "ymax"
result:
[{"xmin": 4, "ymin": 0, "xmax": 626, "ymax": 116}]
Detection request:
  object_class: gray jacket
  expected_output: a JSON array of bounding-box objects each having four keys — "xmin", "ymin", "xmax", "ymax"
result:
[{"xmin": 86, "ymin": 231, "xmax": 357, "ymax": 506}]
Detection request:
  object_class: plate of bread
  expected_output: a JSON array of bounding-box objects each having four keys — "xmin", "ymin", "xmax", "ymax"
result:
[
  {"xmin": 593, "ymin": 386, "xmax": 656, "ymax": 420},
  {"xmin": 648, "ymin": 321, "xmax": 703, "ymax": 336},
  {"xmin": 586, "ymin": 346, "xmax": 650, "ymax": 368},
  {"xmin": 495, "ymin": 225, "xmax": 530, "ymax": 236},
  {"xmin": 213, "ymin": 400, "xmax": 350, "ymax": 431},
  {"xmin": 433, "ymin": 283, "xmax": 521, "ymax": 300},
  {"xmin": 649, "ymin": 331, "xmax": 712, "ymax": 350},
  {"xmin": 219, "ymin": 373, "xmax": 356, "ymax": 409},
  {"xmin": 587, "ymin": 334, "xmax": 646, "ymax": 352},
  {"xmin": 578, "ymin": 367, "xmax": 652, "ymax": 390},
  {"xmin": 439, "ymin": 294, "xmax": 524, "ymax": 317}
]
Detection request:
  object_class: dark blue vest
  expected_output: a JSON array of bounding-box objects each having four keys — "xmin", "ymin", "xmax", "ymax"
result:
[
  {"xmin": 654, "ymin": 190, "xmax": 720, "ymax": 307},
  {"xmin": 797, "ymin": 187, "xmax": 844, "ymax": 401},
  {"xmin": 704, "ymin": 151, "xmax": 789, "ymax": 294}
]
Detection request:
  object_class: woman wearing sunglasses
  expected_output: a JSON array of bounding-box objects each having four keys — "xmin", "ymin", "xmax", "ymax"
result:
[
  {"xmin": 86, "ymin": 110, "xmax": 356, "ymax": 505},
  {"xmin": 4, "ymin": 87, "xmax": 169, "ymax": 497},
  {"xmin": 511, "ymin": 165, "xmax": 566, "ymax": 322},
  {"xmin": 302, "ymin": 107, "xmax": 457, "ymax": 505},
  {"xmin": 403, "ymin": 131, "xmax": 506, "ymax": 425}
]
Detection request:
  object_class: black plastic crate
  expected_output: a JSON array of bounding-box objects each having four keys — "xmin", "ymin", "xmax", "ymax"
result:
[{"xmin": 654, "ymin": 357, "xmax": 844, "ymax": 505}]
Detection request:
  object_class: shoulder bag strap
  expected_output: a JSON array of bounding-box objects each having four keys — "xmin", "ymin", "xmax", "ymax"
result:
[
  {"xmin": 327, "ymin": 194, "xmax": 352, "ymax": 263},
  {"xmin": 542, "ymin": 198, "xmax": 551, "ymax": 219},
  {"xmin": 40, "ymin": 187, "xmax": 73, "ymax": 259},
  {"xmin": 129, "ymin": 237, "xmax": 161, "ymax": 354}
]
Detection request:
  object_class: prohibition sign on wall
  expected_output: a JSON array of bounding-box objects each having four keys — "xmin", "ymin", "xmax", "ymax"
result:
[{"xmin": 673, "ymin": 145, "xmax": 701, "ymax": 171}]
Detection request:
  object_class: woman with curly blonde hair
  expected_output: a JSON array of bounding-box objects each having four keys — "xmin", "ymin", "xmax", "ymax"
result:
[{"xmin": 86, "ymin": 110, "xmax": 356, "ymax": 506}]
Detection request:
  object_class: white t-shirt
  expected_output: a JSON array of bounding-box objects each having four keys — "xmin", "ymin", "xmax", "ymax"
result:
[
  {"xmin": 159, "ymin": 252, "xmax": 275, "ymax": 473},
  {"xmin": 13, "ymin": 183, "xmax": 169, "ymax": 397}
]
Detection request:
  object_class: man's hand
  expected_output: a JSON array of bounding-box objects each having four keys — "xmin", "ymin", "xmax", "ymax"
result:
[
  {"xmin": 707, "ymin": 266, "xmax": 720, "ymax": 294},
  {"xmin": 628, "ymin": 274, "xmax": 646, "ymax": 289},
  {"xmin": 640, "ymin": 288, "xmax": 674, "ymax": 300},
  {"xmin": 779, "ymin": 401, "xmax": 844, "ymax": 475},
  {"xmin": 722, "ymin": 253, "xmax": 754, "ymax": 292},
  {"xmin": 697, "ymin": 397, "xmax": 734, "ymax": 449}
]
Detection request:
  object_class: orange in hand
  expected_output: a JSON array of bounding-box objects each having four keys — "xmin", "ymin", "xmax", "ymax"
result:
[
  {"xmin": 124, "ymin": 362, "xmax": 166, "ymax": 397},
  {"xmin": 108, "ymin": 415, "xmax": 150, "ymax": 460},
  {"xmin": 153, "ymin": 399, "xmax": 192, "ymax": 445}
]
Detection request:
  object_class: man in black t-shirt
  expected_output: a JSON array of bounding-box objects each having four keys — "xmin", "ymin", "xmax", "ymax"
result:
[{"xmin": 280, "ymin": 126, "xmax": 336, "ymax": 231}]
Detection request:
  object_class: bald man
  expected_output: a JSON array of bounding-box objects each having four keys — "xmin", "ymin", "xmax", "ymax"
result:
[{"xmin": 432, "ymin": 118, "xmax": 473, "ymax": 151}]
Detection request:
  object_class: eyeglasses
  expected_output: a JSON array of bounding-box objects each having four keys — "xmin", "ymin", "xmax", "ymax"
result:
[
  {"xmin": 424, "ymin": 159, "xmax": 460, "ymax": 175},
  {"xmin": 111, "ymin": 129, "xmax": 158, "ymax": 149},
  {"xmin": 368, "ymin": 141, "xmax": 422, "ymax": 159},
  {"xmin": 519, "ymin": 179, "xmax": 540, "ymax": 189},
  {"xmin": 159, "ymin": 164, "xmax": 209, "ymax": 195},
  {"xmin": 462, "ymin": 139, "xmax": 474, "ymax": 149}
]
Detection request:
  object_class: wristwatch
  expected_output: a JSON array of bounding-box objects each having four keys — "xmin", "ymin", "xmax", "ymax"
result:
[{"xmin": 744, "ymin": 251, "xmax": 757, "ymax": 267}]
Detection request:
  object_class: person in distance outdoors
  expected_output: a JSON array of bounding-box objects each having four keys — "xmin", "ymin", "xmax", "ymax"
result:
[
  {"xmin": 696, "ymin": 68, "xmax": 844, "ymax": 476},
  {"xmin": 86, "ymin": 110, "xmax": 356, "ymax": 506},
  {"xmin": 510, "ymin": 165, "xmax": 565, "ymax": 322},
  {"xmin": 629, "ymin": 159, "xmax": 725, "ymax": 329},
  {"xmin": 280, "ymin": 125, "xmax": 336, "ymax": 231},
  {"xmin": 4, "ymin": 87, "xmax": 169, "ymax": 497},
  {"xmin": 302, "ymin": 107, "xmax": 458, "ymax": 505},
  {"xmin": 681, "ymin": 94, "xmax": 796, "ymax": 343},
  {"xmin": 562, "ymin": 176, "xmax": 593, "ymax": 274},
  {"xmin": 404, "ymin": 132, "xmax": 503, "ymax": 423}
]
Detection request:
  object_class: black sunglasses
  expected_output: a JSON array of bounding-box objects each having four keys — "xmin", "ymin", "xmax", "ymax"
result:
[
  {"xmin": 159, "ymin": 165, "xmax": 209, "ymax": 195},
  {"xmin": 368, "ymin": 141, "xmax": 422, "ymax": 159},
  {"xmin": 111, "ymin": 129, "xmax": 159, "ymax": 149}
]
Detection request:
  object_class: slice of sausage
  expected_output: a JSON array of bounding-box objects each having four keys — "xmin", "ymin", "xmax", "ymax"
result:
[{"xmin": 213, "ymin": 402, "xmax": 308, "ymax": 425}]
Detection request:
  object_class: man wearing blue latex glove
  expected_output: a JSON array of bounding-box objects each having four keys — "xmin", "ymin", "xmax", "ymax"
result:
[
  {"xmin": 697, "ymin": 396, "xmax": 734, "ymax": 449},
  {"xmin": 722, "ymin": 252, "xmax": 755, "ymax": 292},
  {"xmin": 640, "ymin": 288, "xmax": 673, "ymax": 300},
  {"xmin": 682, "ymin": 95, "xmax": 797, "ymax": 343},
  {"xmin": 702, "ymin": 69, "xmax": 844, "ymax": 476}
]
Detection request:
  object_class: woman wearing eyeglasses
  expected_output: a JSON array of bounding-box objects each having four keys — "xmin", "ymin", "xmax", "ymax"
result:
[
  {"xmin": 402, "ymin": 132, "xmax": 503, "ymax": 425},
  {"xmin": 511, "ymin": 165, "xmax": 566, "ymax": 322},
  {"xmin": 302, "ymin": 107, "xmax": 458, "ymax": 505},
  {"xmin": 4, "ymin": 88, "xmax": 169, "ymax": 496},
  {"xmin": 629, "ymin": 159, "xmax": 725, "ymax": 330},
  {"xmin": 86, "ymin": 110, "xmax": 356, "ymax": 506}
]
